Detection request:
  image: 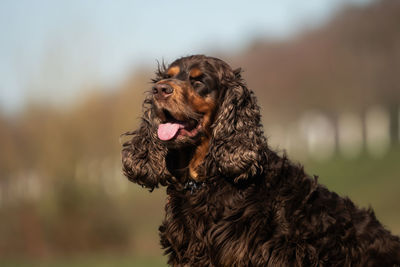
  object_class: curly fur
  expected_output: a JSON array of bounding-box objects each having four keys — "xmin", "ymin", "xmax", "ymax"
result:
[{"xmin": 122, "ymin": 55, "xmax": 400, "ymax": 266}]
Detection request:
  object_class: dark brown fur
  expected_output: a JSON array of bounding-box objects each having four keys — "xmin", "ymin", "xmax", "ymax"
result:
[{"xmin": 122, "ymin": 55, "xmax": 400, "ymax": 266}]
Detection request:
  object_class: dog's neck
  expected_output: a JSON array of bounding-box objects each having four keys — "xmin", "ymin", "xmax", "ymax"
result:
[
  {"xmin": 188, "ymin": 136, "xmax": 210, "ymax": 180},
  {"xmin": 166, "ymin": 146, "xmax": 195, "ymax": 181},
  {"xmin": 165, "ymin": 137, "xmax": 210, "ymax": 182}
]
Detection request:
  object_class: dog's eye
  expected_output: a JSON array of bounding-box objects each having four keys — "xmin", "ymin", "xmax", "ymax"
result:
[
  {"xmin": 191, "ymin": 80, "xmax": 210, "ymax": 96},
  {"xmin": 193, "ymin": 81, "xmax": 203, "ymax": 88}
]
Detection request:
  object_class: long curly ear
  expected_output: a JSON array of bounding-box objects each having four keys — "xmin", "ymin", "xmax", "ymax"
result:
[
  {"xmin": 121, "ymin": 97, "xmax": 171, "ymax": 190},
  {"xmin": 205, "ymin": 70, "xmax": 268, "ymax": 182}
]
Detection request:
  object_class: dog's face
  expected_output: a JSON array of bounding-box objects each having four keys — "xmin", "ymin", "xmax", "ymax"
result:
[{"xmin": 152, "ymin": 56, "xmax": 223, "ymax": 147}]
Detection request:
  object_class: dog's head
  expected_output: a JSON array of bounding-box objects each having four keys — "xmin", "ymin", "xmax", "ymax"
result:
[
  {"xmin": 151, "ymin": 55, "xmax": 230, "ymax": 147},
  {"xmin": 122, "ymin": 55, "xmax": 267, "ymax": 190}
]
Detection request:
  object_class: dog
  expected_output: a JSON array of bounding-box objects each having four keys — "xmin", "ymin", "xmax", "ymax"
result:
[{"xmin": 122, "ymin": 55, "xmax": 400, "ymax": 266}]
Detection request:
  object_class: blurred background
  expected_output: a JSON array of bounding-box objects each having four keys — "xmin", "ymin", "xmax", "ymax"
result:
[{"xmin": 0, "ymin": 0, "xmax": 399, "ymax": 266}]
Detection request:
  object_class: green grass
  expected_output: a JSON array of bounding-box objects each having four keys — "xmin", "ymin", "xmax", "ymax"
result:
[{"xmin": 1, "ymin": 148, "xmax": 399, "ymax": 266}]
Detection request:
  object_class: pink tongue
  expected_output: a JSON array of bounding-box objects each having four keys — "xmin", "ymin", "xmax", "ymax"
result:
[{"xmin": 158, "ymin": 123, "xmax": 184, "ymax": 141}]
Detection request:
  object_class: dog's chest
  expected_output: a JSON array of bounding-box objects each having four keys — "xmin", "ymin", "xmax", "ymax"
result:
[{"xmin": 163, "ymin": 189, "xmax": 260, "ymax": 264}]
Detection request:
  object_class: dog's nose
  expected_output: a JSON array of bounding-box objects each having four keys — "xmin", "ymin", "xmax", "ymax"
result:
[{"xmin": 152, "ymin": 83, "xmax": 173, "ymax": 99}]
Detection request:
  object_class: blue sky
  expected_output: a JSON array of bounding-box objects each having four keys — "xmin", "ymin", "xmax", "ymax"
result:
[{"xmin": 0, "ymin": 0, "xmax": 373, "ymax": 113}]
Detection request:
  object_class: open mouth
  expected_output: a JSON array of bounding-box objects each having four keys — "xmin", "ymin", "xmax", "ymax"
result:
[{"xmin": 157, "ymin": 109, "xmax": 202, "ymax": 141}]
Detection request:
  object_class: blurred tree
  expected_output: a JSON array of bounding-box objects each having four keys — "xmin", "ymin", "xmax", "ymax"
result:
[{"xmin": 233, "ymin": 0, "xmax": 400, "ymax": 147}]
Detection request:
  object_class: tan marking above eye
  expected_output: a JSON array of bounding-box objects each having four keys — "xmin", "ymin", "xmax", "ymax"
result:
[
  {"xmin": 189, "ymin": 68, "xmax": 203, "ymax": 78},
  {"xmin": 167, "ymin": 66, "xmax": 180, "ymax": 77}
]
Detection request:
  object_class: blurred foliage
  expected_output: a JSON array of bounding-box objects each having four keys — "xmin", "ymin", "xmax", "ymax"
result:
[
  {"xmin": 0, "ymin": 1, "xmax": 399, "ymax": 266},
  {"xmin": 0, "ymin": 72, "xmax": 162, "ymax": 262},
  {"xmin": 236, "ymin": 0, "xmax": 400, "ymax": 125}
]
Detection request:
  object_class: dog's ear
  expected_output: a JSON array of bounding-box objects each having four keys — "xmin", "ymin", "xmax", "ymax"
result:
[
  {"xmin": 121, "ymin": 97, "xmax": 171, "ymax": 191},
  {"xmin": 204, "ymin": 69, "xmax": 268, "ymax": 182}
]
